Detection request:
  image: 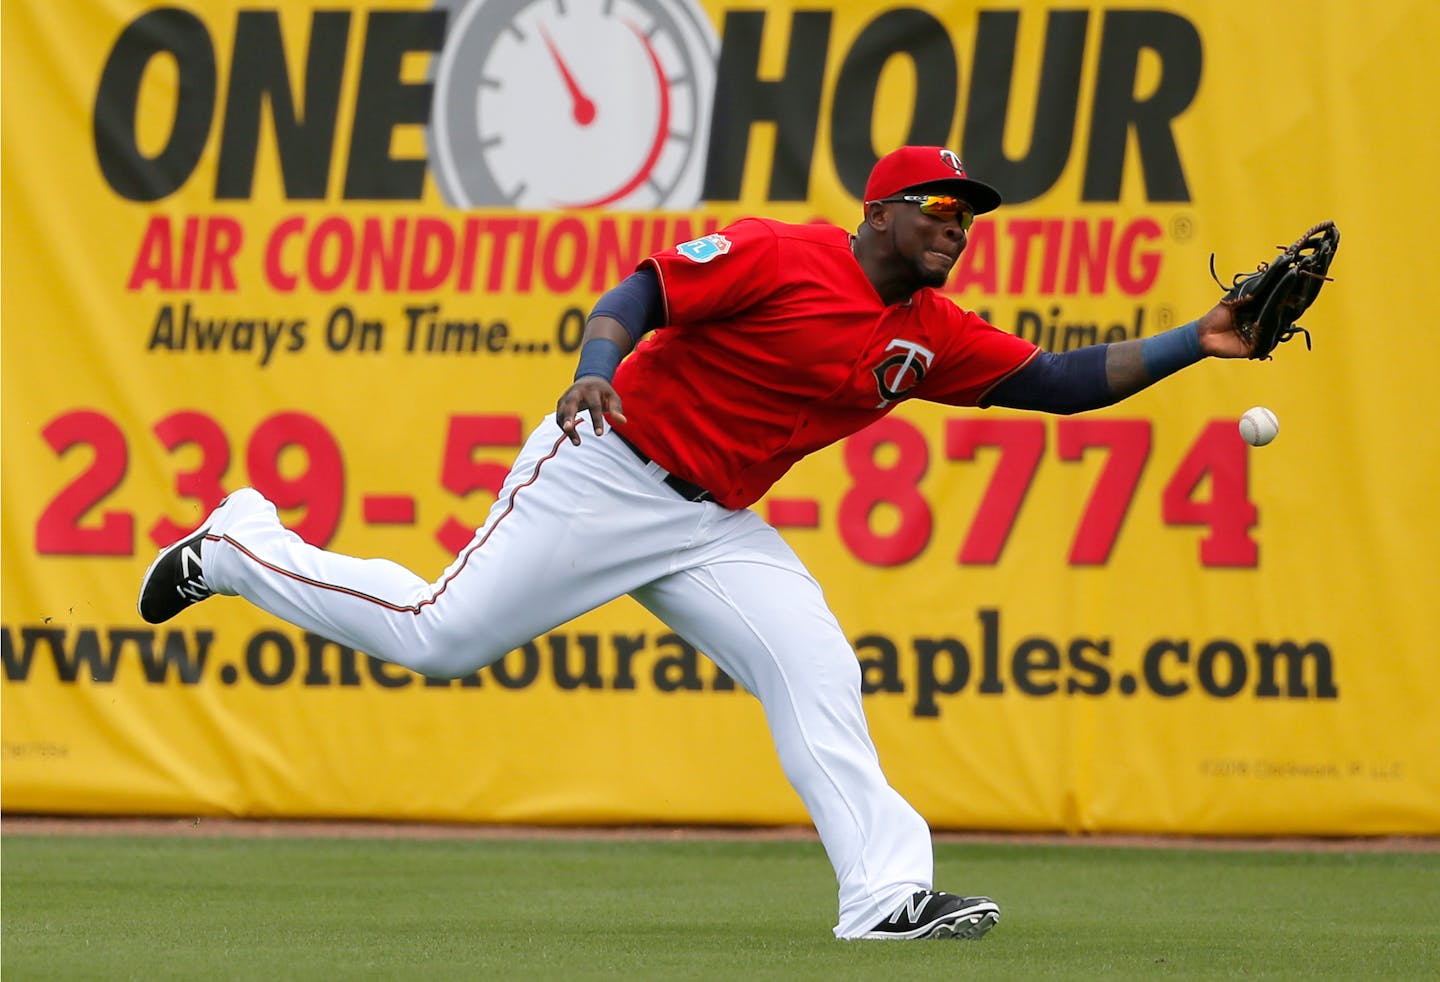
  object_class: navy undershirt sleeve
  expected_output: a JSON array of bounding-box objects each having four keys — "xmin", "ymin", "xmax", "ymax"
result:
[
  {"xmin": 588, "ymin": 266, "xmax": 664, "ymax": 344},
  {"xmin": 986, "ymin": 346, "xmax": 1113, "ymax": 415}
]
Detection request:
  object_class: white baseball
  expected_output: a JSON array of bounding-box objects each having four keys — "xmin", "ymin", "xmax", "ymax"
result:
[{"xmin": 1238, "ymin": 407, "xmax": 1280, "ymax": 447}]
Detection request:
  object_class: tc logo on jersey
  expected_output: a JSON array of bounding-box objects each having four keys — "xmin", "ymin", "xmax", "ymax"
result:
[
  {"xmin": 676, "ymin": 233, "xmax": 732, "ymax": 263},
  {"xmin": 872, "ymin": 339, "xmax": 935, "ymax": 408}
]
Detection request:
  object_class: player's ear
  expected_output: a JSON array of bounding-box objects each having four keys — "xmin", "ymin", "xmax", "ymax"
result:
[{"xmin": 863, "ymin": 200, "xmax": 891, "ymax": 231}]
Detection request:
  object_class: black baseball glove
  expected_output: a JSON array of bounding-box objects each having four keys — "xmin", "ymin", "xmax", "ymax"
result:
[{"xmin": 1213, "ymin": 220, "xmax": 1340, "ymax": 360}]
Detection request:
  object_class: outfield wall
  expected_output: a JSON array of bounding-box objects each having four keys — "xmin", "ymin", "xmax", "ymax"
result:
[{"xmin": 4, "ymin": 0, "xmax": 1438, "ymax": 835}]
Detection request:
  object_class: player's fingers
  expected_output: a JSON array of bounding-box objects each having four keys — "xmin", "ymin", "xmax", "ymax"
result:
[
  {"xmin": 604, "ymin": 392, "xmax": 628, "ymax": 426},
  {"xmin": 568, "ymin": 391, "xmax": 609, "ymax": 438},
  {"xmin": 555, "ymin": 396, "xmax": 583, "ymax": 445},
  {"xmin": 559, "ymin": 415, "xmax": 582, "ymax": 446},
  {"xmin": 575, "ymin": 386, "xmax": 610, "ymax": 436},
  {"xmin": 558, "ymin": 382, "xmax": 619, "ymax": 440}
]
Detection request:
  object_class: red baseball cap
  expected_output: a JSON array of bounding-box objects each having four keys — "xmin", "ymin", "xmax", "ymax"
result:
[{"xmin": 863, "ymin": 146, "xmax": 1002, "ymax": 215}]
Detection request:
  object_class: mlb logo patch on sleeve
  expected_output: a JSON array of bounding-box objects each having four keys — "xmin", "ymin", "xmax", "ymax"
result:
[{"xmin": 676, "ymin": 233, "xmax": 732, "ymax": 263}]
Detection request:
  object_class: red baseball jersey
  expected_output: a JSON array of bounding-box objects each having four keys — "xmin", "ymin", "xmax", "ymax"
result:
[{"xmin": 613, "ymin": 217, "xmax": 1039, "ymax": 509}]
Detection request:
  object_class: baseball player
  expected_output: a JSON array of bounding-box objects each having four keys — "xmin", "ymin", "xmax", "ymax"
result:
[{"xmin": 140, "ymin": 146, "xmax": 1256, "ymax": 941}]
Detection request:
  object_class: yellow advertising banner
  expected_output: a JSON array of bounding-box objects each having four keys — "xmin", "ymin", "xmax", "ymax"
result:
[{"xmin": 3, "ymin": 0, "xmax": 1437, "ymax": 835}]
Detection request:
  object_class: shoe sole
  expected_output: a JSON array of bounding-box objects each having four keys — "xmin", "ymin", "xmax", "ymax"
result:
[
  {"xmin": 859, "ymin": 907, "xmax": 1000, "ymax": 941},
  {"xmin": 927, "ymin": 910, "xmax": 999, "ymax": 940}
]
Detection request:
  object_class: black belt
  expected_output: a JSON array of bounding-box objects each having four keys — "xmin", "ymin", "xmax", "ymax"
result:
[{"xmin": 613, "ymin": 431, "xmax": 716, "ymax": 503}]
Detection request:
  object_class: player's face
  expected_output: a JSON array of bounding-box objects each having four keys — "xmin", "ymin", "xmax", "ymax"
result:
[{"xmin": 886, "ymin": 200, "xmax": 971, "ymax": 288}]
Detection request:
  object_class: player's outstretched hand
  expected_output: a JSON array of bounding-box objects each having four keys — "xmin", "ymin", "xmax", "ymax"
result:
[
  {"xmin": 1194, "ymin": 302, "xmax": 1256, "ymax": 359},
  {"xmin": 556, "ymin": 377, "xmax": 627, "ymax": 445}
]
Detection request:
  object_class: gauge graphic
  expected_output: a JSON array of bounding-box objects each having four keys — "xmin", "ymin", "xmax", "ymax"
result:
[{"xmin": 428, "ymin": 0, "xmax": 718, "ymax": 210}]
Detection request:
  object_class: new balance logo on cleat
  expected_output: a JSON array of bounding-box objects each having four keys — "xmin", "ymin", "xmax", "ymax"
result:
[
  {"xmin": 138, "ymin": 525, "xmax": 215, "ymax": 624},
  {"xmin": 862, "ymin": 891, "xmax": 1000, "ymax": 941}
]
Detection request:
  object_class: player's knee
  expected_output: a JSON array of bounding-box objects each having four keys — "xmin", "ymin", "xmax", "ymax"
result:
[
  {"xmin": 416, "ymin": 660, "xmax": 477, "ymax": 681},
  {"xmin": 400, "ymin": 622, "xmax": 510, "ymax": 680},
  {"xmin": 397, "ymin": 649, "xmax": 486, "ymax": 681}
]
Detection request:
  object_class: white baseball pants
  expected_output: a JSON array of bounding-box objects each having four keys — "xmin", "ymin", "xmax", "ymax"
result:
[{"xmin": 202, "ymin": 415, "xmax": 934, "ymax": 937}]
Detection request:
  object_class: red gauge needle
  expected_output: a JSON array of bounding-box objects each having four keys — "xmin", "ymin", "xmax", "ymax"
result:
[
  {"xmin": 561, "ymin": 21, "xmax": 670, "ymax": 209},
  {"xmin": 540, "ymin": 26, "xmax": 596, "ymax": 126}
]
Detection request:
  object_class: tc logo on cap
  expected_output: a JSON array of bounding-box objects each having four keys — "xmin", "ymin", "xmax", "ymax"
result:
[{"xmin": 938, "ymin": 149, "xmax": 965, "ymax": 176}]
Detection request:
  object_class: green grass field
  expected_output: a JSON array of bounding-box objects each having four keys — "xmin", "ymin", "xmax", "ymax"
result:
[{"xmin": 3, "ymin": 834, "xmax": 1437, "ymax": 979}]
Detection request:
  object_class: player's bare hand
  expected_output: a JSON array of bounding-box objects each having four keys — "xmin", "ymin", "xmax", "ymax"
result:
[
  {"xmin": 1195, "ymin": 302, "xmax": 1254, "ymax": 359},
  {"xmin": 556, "ymin": 378, "xmax": 628, "ymax": 445}
]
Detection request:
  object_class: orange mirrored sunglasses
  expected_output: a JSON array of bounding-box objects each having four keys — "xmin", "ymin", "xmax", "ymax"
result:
[{"xmin": 876, "ymin": 194, "xmax": 975, "ymax": 231}]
